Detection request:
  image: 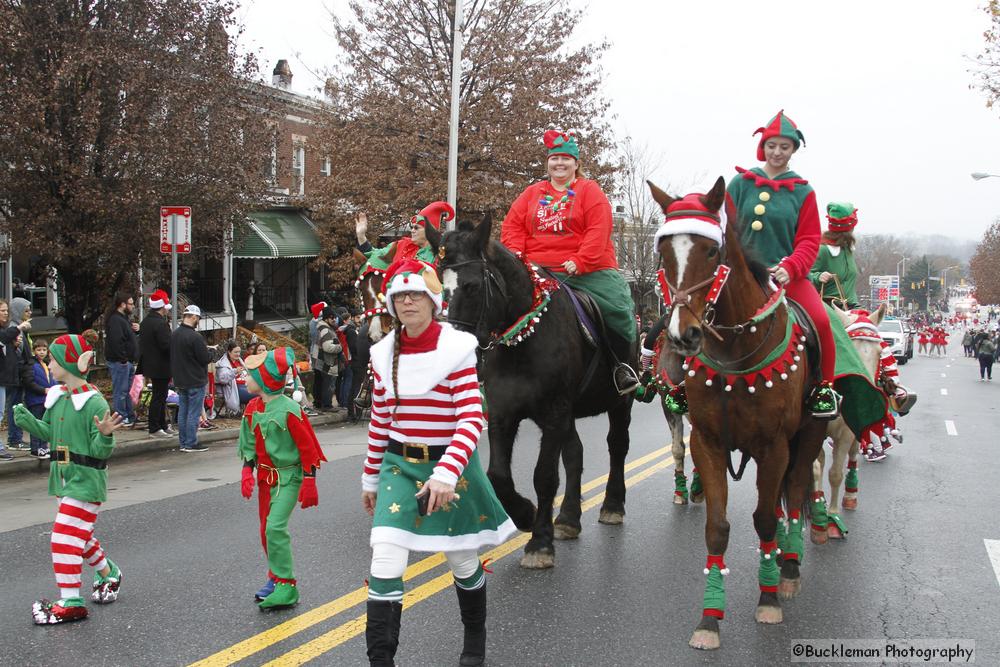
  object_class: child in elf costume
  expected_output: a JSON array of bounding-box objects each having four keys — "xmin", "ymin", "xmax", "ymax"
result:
[
  {"xmin": 238, "ymin": 347, "xmax": 326, "ymax": 610},
  {"xmin": 13, "ymin": 334, "xmax": 125, "ymax": 625}
]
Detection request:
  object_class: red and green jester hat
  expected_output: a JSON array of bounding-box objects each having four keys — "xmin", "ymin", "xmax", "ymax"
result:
[{"xmin": 238, "ymin": 346, "xmax": 326, "ymax": 609}]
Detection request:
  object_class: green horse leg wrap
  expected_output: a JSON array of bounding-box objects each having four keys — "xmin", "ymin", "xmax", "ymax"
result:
[
  {"xmin": 828, "ymin": 512, "xmax": 848, "ymax": 535},
  {"xmin": 674, "ymin": 471, "xmax": 688, "ymax": 500},
  {"xmin": 758, "ymin": 541, "xmax": 781, "ymax": 592},
  {"xmin": 845, "ymin": 465, "xmax": 859, "ymax": 493},
  {"xmin": 783, "ymin": 510, "xmax": 804, "ymax": 562},
  {"xmin": 810, "ymin": 492, "xmax": 829, "ymax": 531},
  {"xmin": 690, "ymin": 470, "xmax": 703, "ymax": 497},
  {"xmin": 701, "ymin": 556, "xmax": 728, "ymax": 619}
]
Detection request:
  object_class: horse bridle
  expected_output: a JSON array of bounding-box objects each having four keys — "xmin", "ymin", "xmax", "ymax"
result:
[{"xmin": 440, "ymin": 256, "xmax": 508, "ymax": 349}]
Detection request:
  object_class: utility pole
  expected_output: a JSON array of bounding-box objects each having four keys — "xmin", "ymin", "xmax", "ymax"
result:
[{"xmin": 446, "ymin": 0, "xmax": 464, "ymax": 230}]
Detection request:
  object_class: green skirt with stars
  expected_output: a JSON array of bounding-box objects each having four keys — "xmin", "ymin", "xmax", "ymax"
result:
[{"xmin": 371, "ymin": 450, "xmax": 519, "ymax": 553}]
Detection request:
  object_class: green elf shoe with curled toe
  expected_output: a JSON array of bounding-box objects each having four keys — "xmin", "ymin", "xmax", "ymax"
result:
[{"xmin": 259, "ymin": 581, "xmax": 299, "ymax": 610}]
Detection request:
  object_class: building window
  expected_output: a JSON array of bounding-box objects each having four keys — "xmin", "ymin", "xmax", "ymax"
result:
[
  {"xmin": 320, "ymin": 157, "xmax": 331, "ymax": 177},
  {"xmin": 266, "ymin": 134, "xmax": 277, "ymax": 183},
  {"xmin": 292, "ymin": 143, "xmax": 305, "ymax": 195}
]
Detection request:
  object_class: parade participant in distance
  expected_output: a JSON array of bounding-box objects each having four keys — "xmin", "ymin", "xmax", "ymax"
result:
[
  {"xmin": 362, "ymin": 259, "xmax": 516, "ymax": 667},
  {"xmin": 727, "ymin": 110, "xmax": 839, "ymax": 418},
  {"xmin": 810, "ymin": 202, "xmax": 861, "ymax": 309},
  {"xmin": 238, "ymin": 347, "xmax": 326, "ymax": 609},
  {"xmin": 501, "ymin": 129, "xmax": 639, "ymax": 394},
  {"xmin": 14, "ymin": 334, "xmax": 125, "ymax": 624}
]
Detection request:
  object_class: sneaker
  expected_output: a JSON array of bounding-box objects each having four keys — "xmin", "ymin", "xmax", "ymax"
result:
[
  {"xmin": 179, "ymin": 445, "xmax": 209, "ymax": 452},
  {"xmin": 198, "ymin": 420, "xmax": 217, "ymax": 431},
  {"xmin": 0, "ymin": 447, "xmax": 13, "ymax": 461},
  {"xmin": 13, "ymin": 442, "xmax": 31, "ymax": 451},
  {"xmin": 808, "ymin": 383, "xmax": 841, "ymax": 420},
  {"xmin": 32, "ymin": 449, "xmax": 50, "ymax": 460},
  {"xmin": 303, "ymin": 407, "xmax": 320, "ymax": 417},
  {"xmin": 254, "ymin": 577, "xmax": 276, "ymax": 602},
  {"xmin": 150, "ymin": 430, "xmax": 173, "ymax": 438},
  {"xmin": 613, "ymin": 363, "xmax": 640, "ymax": 396},
  {"xmin": 164, "ymin": 425, "xmax": 177, "ymax": 435}
]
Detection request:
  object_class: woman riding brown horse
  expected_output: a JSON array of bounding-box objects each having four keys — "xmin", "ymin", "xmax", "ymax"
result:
[{"xmin": 648, "ymin": 176, "xmax": 828, "ymax": 650}]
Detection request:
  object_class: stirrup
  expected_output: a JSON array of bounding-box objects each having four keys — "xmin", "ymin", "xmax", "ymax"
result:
[
  {"xmin": 808, "ymin": 383, "xmax": 840, "ymax": 421},
  {"xmin": 613, "ymin": 363, "xmax": 640, "ymax": 396}
]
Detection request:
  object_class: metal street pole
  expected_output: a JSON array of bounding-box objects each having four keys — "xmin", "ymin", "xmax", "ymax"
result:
[
  {"xmin": 171, "ymin": 214, "xmax": 178, "ymax": 329},
  {"xmin": 446, "ymin": 0, "xmax": 464, "ymax": 231}
]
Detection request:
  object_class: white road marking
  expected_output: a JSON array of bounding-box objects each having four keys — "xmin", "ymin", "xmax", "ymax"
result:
[
  {"xmin": 945, "ymin": 420, "xmax": 958, "ymax": 436},
  {"xmin": 940, "ymin": 388, "xmax": 948, "ymax": 396},
  {"xmin": 946, "ymin": 364, "xmax": 951, "ymax": 368},
  {"xmin": 985, "ymin": 540, "xmax": 1000, "ymax": 588},
  {"xmin": 940, "ymin": 373, "xmax": 947, "ymax": 378}
]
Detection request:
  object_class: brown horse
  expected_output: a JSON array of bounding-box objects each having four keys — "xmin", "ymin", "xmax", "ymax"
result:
[
  {"xmin": 648, "ymin": 177, "xmax": 828, "ymax": 650},
  {"xmin": 353, "ymin": 247, "xmax": 395, "ymax": 343}
]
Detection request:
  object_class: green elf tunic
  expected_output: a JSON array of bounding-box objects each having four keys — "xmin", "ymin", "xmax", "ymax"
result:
[
  {"xmin": 810, "ymin": 243, "xmax": 860, "ymax": 308},
  {"xmin": 361, "ymin": 239, "xmax": 436, "ymax": 273},
  {"xmin": 364, "ymin": 322, "xmax": 517, "ymax": 552},
  {"xmin": 15, "ymin": 385, "xmax": 115, "ymax": 503},
  {"xmin": 238, "ymin": 394, "xmax": 326, "ymax": 581}
]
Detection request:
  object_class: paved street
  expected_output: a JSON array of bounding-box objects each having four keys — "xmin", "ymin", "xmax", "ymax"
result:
[{"xmin": 1, "ymin": 339, "xmax": 998, "ymax": 666}]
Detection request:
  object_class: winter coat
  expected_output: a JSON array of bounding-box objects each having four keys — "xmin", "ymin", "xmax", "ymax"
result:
[
  {"xmin": 105, "ymin": 310, "xmax": 138, "ymax": 363},
  {"xmin": 315, "ymin": 319, "xmax": 342, "ymax": 376},
  {"xmin": 170, "ymin": 323, "xmax": 211, "ymax": 390},
  {"xmin": 137, "ymin": 310, "xmax": 171, "ymax": 379},
  {"xmin": 215, "ymin": 353, "xmax": 247, "ymax": 415},
  {"xmin": 0, "ymin": 298, "xmax": 33, "ymax": 387},
  {"xmin": 20, "ymin": 359, "xmax": 55, "ymax": 408}
]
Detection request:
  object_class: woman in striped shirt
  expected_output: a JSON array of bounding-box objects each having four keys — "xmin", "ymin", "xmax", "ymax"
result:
[{"xmin": 361, "ymin": 258, "xmax": 516, "ymax": 667}]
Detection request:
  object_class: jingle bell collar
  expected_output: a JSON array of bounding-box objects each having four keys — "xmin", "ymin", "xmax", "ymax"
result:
[
  {"xmin": 411, "ymin": 201, "xmax": 454, "ymax": 230},
  {"xmin": 49, "ymin": 334, "xmax": 95, "ymax": 379},
  {"xmin": 149, "ymin": 289, "xmax": 172, "ymax": 311},
  {"xmin": 310, "ymin": 301, "xmax": 327, "ymax": 319},
  {"xmin": 246, "ymin": 346, "xmax": 299, "ymax": 396},
  {"xmin": 652, "ymin": 192, "xmax": 728, "ymax": 250},
  {"xmin": 826, "ymin": 201, "xmax": 858, "ymax": 232},
  {"xmin": 381, "ymin": 258, "xmax": 443, "ymax": 318},
  {"xmin": 754, "ymin": 110, "xmax": 805, "ymax": 161},
  {"xmin": 543, "ymin": 129, "xmax": 579, "ymax": 160}
]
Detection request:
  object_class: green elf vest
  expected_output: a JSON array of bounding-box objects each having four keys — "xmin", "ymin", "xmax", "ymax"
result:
[
  {"xmin": 727, "ymin": 167, "xmax": 813, "ymax": 267},
  {"xmin": 810, "ymin": 244, "xmax": 859, "ymax": 308}
]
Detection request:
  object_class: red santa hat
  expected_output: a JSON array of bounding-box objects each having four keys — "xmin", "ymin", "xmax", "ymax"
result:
[
  {"xmin": 149, "ymin": 289, "xmax": 172, "ymax": 311},
  {"xmin": 380, "ymin": 258, "xmax": 443, "ymax": 318},
  {"xmin": 652, "ymin": 192, "xmax": 728, "ymax": 249},
  {"xmin": 411, "ymin": 201, "xmax": 455, "ymax": 230},
  {"xmin": 310, "ymin": 301, "xmax": 327, "ymax": 319}
]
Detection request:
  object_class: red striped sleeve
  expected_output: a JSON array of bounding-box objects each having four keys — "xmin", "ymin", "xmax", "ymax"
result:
[{"xmin": 432, "ymin": 352, "xmax": 484, "ymax": 486}]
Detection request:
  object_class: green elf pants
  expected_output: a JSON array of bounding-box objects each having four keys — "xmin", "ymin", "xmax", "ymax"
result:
[
  {"xmin": 561, "ymin": 269, "xmax": 637, "ymax": 344},
  {"xmin": 260, "ymin": 466, "xmax": 303, "ymax": 581}
]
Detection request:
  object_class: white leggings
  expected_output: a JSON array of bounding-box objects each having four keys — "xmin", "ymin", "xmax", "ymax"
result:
[{"xmin": 370, "ymin": 542, "xmax": 480, "ymax": 581}]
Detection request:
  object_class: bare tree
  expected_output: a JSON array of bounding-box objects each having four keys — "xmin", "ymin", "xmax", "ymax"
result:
[
  {"xmin": 0, "ymin": 0, "xmax": 274, "ymax": 330},
  {"xmin": 970, "ymin": 219, "xmax": 1000, "ymax": 304}
]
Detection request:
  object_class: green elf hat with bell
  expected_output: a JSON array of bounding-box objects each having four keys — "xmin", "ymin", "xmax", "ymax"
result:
[
  {"xmin": 411, "ymin": 201, "xmax": 455, "ymax": 230},
  {"xmin": 753, "ymin": 110, "xmax": 806, "ymax": 161},
  {"xmin": 49, "ymin": 334, "xmax": 96, "ymax": 379},
  {"xmin": 246, "ymin": 346, "xmax": 303, "ymax": 401},
  {"xmin": 826, "ymin": 201, "xmax": 859, "ymax": 232},
  {"xmin": 543, "ymin": 129, "xmax": 579, "ymax": 160}
]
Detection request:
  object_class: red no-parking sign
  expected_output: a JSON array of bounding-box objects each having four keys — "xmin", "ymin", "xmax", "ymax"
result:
[{"xmin": 160, "ymin": 206, "xmax": 192, "ymax": 254}]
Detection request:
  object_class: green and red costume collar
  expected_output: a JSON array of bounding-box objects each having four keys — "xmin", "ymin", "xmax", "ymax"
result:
[
  {"xmin": 735, "ymin": 166, "xmax": 809, "ymax": 192},
  {"xmin": 492, "ymin": 253, "xmax": 561, "ymax": 348}
]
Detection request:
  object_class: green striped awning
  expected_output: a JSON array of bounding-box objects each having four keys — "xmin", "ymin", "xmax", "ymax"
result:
[{"xmin": 234, "ymin": 210, "xmax": 321, "ymax": 259}]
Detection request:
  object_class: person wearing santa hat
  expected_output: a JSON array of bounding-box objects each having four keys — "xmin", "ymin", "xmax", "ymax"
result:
[
  {"xmin": 811, "ymin": 202, "xmax": 861, "ymax": 309},
  {"xmin": 361, "ymin": 258, "xmax": 516, "ymax": 667},
  {"xmin": 308, "ymin": 301, "xmax": 329, "ymax": 409},
  {"xmin": 727, "ymin": 110, "xmax": 840, "ymax": 419},
  {"xmin": 501, "ymin": 129, "xmax": 639, "ymax": 394},
  {"xmin": 137, "ymin": 289, "xmax": 175, "ymax": 438},
  {"xmin": 355, "ymin": 203, "xmax": 452, "ymax": 268},
  {"xmin": 14, "ymin": 334, "xmax": 126, "ymax": 624}
]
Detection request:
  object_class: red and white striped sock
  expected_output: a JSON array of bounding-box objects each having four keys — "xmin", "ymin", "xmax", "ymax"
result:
[
  {"xmin": 82, "ymin": 536, "xmax": 108, "ymax": 573},
  {"xmin": 50, "ymin": 498, "xmax": 101, "ymax": 599}
]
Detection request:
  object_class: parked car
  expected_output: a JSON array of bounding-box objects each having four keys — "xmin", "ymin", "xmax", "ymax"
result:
[{"xmin": 878, "ymin": 318, "xmax": 913, "ymax": 364}]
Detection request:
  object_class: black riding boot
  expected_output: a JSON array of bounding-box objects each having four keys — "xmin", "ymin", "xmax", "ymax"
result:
[
  {"xmin": 366, "ymin": 600, "xmax": 402, "ymax": 667},
  {"xmin": 455, "ymin": 584, "xmax": 487, "ymax": 666},
  {"xmin": 608, "ymin": 333, "xmax": 640, "ymax": 395}
]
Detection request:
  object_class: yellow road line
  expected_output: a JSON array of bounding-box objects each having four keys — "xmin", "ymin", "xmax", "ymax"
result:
[
  {"xmin": 190, "ymin": 442, "xmax": 681, "ymax": 667},
  {"xmin": 261, "ymin": 457, "xmax": 676, "ymax": 666}
]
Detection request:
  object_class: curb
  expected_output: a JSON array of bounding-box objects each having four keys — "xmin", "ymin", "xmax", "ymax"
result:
[{"xmin": 0, "ymin": 411, "xmax": 349, "ymax": 479}]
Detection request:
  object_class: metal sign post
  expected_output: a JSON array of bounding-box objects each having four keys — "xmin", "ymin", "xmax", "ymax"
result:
[
  {"xmin": 445, "ymin": 0, "xmax": 464, "ymax": 230},
  {"xmin": 160, "ymin": 206, "xmax": 192, "ymax": 328},
  {"xmin": 171, "ymin": 221, "xmax": 178, "ymax": 328}
]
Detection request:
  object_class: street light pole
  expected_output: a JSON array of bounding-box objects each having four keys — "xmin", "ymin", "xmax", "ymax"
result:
[
  {"xmin": 445, "ymin": 0, "xmax": 464, "ymax": 231},
  {"xmin": 896, "ymin": 256, "xmax": 908, "ymax": 310}
]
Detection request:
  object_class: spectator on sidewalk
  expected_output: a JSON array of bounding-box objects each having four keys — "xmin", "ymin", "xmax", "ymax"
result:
[
  {"xmin": 347, "ymin": 309, "xmax": 368, "ymax": 423},
  {"xmin": 315, "ymin": 306, "xmax": 342, "ymax": 410},
  {"xmin": 138, "ymin": 289, "xmax": 173, "ymax": 438},
  {"xmin": 170, "ymin": 305, "xmax": 211, "ymax": 452},
  {"xmin": 1, "ymin": 298, "xmax": 34, "ymax": 455},
  {"xmin": 20, "ymin": 339, "xmax": 55, "ymax": 459},
  {"xmin": 337, "ymin": 307, "xmax": 358, "ymax": 419},
  {"xmin": 978, "ymin": 334, "xmax": 996, "ymax": 381},
  {"xmin": 216, "ymin": 340, "xmax": 252, "ymax": 416},
  {"xmin": 308, "ymin": 301, "xmax": 328, "ymax": 409},
  {"xmin": 105, "ymin": 292, "xmax": 139, "ymax": 427},
  {"xmin": 0, "ymin": 299, "xmax": 30, "ymax": 460}
]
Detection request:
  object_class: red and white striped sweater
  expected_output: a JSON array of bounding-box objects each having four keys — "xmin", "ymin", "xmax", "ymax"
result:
[{"xmin": 362, "ymin": 322, "xmax": 484, "ymax": 492}]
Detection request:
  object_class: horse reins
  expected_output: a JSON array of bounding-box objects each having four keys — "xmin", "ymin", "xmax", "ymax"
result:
[{"xmin": 441, "ymin": 256, "xmax": 509, "ymax": 350}]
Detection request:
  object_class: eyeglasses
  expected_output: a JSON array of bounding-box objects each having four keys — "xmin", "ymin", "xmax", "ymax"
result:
[{"xmin": 391, "ymin": 291, "xmax": 427, "ymax": 303}]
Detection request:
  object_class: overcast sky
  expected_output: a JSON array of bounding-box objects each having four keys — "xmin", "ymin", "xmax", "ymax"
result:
[{"xmin": 236, "ymin": 0, "xmax": 1000, "ymax": 240}]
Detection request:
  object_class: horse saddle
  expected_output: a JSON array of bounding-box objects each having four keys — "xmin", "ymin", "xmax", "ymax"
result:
[
  {"xmin": 786, "ymin": 298, "xmax": 822, "ymax": 384},
  {"xmin": 537, "ymin": 269, "xmax": 604, "ymax": 348}
]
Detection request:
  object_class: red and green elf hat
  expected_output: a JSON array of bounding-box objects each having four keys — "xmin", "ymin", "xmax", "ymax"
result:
[
  {"xmin": 543, "ymin": 129, "xmax": 580, "ymax": 160},
  {"xmin": 246, "ymin": 346, "xmax": 299, "ymax": 396},
  {"xmin": 411, "ymin": 201, "xmax": 455, "ymax": 230},
  {"xmin": 826, "ymin": 201, "xmax": 858, "ymax": 232},
  {"xmin": 753, "ymin": 110, "xmax": 805, "ymax": 161},
  {"xmin": 49, "ymin": 334, "xmax": 95, "ymax": 379}
]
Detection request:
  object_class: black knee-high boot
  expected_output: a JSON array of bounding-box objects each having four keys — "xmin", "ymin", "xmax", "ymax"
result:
[
  {"xmin": 455, "ymin": 584, "xmax": 487, "ymax": 666},
  {"xmin": 366, "ymin": 600, "xmax": 402, "ymax": 667}
]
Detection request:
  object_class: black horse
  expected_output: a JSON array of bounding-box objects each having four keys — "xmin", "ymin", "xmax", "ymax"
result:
[{"xmin": 425, "ymin": 217, "xmax": 634, "ymax": 569}]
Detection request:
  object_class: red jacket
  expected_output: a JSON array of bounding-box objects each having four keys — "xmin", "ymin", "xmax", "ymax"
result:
[{"xmin": 501, "ymin": 178, "xmax": 619, "ymax": 274}]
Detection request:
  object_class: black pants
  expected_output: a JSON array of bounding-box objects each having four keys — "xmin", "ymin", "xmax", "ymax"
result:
[
  {"xmin": 148, "ymin": 378, "xmax": 170, "ymax": 433},
  {"xmin": 349, "ymin": 365, "xmax": 365, "ymax": 420},
  {"xmin": 979, "ymin": 354, "xmax": 994, "ymax": 379},
  {"xmin": 313, "ymin": 370, "xmax": 332, "ymax": 408}
]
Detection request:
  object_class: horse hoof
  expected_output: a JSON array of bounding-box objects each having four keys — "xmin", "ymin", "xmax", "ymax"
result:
[
  {"xmin": 778, "ymin": 577, "xmax": 801, "ymax": 600},
  {"xmin": 520, "ymin": 550, "xmax": 555, "ymax": 570},
  {"xmin": 691, "ymin": 492, "xmax": 705, "ymax": 504},
  {"xmin": 553, "ymin": 523, "xmax": 581, "ymax": 540},
  {"xmin": 842, "ymin": 497, "xmax": 858, "ymax": 511},
  {"xmin": 673, "ymin": 494, "xmax": 688, "ymax": 505},
  {"xmin": 828, "ymin": 524, "xmax": 845, "ymax": 540},
  {"xmin": 810, "ymin": 527, "xmax": 828, "ymax": 545},
  {"xmin": 755, "ymin": 605, "xmax": 783, "ymax": 624},
  {"xmin": 598, "ymin": 509, "xmax": 625, "ymax": 525},
  {"xmin": 689, "ymin": 629, "xmax": 720, "ymax": 650}
]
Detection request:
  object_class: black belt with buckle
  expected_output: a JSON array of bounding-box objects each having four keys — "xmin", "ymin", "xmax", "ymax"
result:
[
  {"xmin": 52, "ymin": 447, "xmax": 108, "ymax": 470},
  {"xmin": 387, "ymin": 439, "xmax": 448, "ymax": 463}
]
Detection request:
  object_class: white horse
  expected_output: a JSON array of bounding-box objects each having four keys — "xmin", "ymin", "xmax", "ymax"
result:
[{"xmin": 809, "ymin": 304, "xmax": 886, "ymax": 544}]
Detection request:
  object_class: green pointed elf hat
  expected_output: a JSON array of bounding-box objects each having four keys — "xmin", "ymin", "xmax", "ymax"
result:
[
  {"xmin": 543, "ymin": 129, "xmax": 579, "ymax": 160},
  {"xmin": 754, "ymin": 110, "xmax": 805, "ymax": 161},
  {"xmin": 49, "ymin": 334, "xmax": 95, "ymax": 379},
  {"xmin": 826, "ymin": 201, "xmax": 858, "ymax": 232},
  {"xmin": 246, "ymin": 346, "xmax": 299, "ymax": 396}
]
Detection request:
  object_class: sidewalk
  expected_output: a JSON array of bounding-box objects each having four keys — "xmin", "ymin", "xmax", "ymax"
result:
[{"xmin": 0, "ymin": 410, "xmax": 350, "ymax": 479}]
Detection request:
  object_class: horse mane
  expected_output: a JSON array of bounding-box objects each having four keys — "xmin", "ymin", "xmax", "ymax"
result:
[{"xmin": 726, "ymin": 216, "xmax": 771, "ymax": 290}]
